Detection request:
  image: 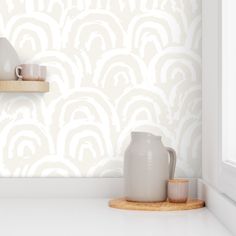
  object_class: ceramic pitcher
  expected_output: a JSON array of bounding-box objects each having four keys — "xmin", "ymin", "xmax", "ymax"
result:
[
  {"xmin": 0, "ymin": 37, "xmax": 20, "ymax": 80},
  {"xmin": 124, "ymin": 132, "xmax": 176, "ymax": 202}
]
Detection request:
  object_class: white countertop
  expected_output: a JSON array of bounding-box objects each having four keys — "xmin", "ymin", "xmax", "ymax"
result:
[{"xmin": 0, "ymin": 198, "xmax": 232, "ymax": 236}]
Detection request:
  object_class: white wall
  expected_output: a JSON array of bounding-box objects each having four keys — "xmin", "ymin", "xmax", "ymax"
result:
[{"xmin": 0, "ymin": 0, "xmax": 202, "ymax": 177}]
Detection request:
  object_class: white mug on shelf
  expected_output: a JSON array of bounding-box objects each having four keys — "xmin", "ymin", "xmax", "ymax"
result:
[
  {"xmin": 15, "ymin": 64, "xmax": 47, "ymax": 81},
  {"xmin": 15, "ymin": 64, "xmax": 39, "ymax": 81}
]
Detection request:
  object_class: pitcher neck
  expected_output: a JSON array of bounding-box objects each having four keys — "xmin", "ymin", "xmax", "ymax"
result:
[{"xmin": 131, "ymin": 132, "xmax": 161, "ymax": 142}]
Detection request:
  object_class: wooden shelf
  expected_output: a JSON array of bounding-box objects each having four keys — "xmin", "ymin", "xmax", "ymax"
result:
[{"xmin": 0, "ymin": 80, "xmax": 49, "ymax": 93}]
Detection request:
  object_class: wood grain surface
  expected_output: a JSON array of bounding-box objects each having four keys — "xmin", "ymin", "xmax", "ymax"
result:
[
  {"xmin": 0, "ymin": 80, "xmax": 49, "ymax": 92},
  {"xmin": 109, "ymin": 198, "xmax": 205, "ymax": 211}
]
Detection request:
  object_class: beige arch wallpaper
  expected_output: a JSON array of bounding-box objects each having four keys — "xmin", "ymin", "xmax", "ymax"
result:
[{"xmin": 0, "ymin": 0, "xmax": 201, "ymax": 177}]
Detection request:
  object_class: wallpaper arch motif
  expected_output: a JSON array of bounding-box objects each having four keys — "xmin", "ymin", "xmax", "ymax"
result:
[{"xmin": 0, "ymin": 0, "xmax": 201, "ymax": 177}]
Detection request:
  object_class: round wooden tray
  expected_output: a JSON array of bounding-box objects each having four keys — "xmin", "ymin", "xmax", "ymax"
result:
[{"xmin": 109, "ymin": 198, "xmax": 205, "ymax": 211}]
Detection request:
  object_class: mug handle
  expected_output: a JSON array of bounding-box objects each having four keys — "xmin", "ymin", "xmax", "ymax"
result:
[
  {"xmin": 15, "ymin": 66, "xmax": 23, "ymax": 80},
  {"xmin": 166, "ymin": 147, "xmax": 176, "ymax": 179}
]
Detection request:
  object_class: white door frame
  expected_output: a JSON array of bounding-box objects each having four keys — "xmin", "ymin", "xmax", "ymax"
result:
[{"xmin": 202, "ymin": 0, "xmax": 236, "ymax": 201}]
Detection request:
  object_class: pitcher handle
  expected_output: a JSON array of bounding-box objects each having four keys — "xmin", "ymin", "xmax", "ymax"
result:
[{"xmin": 166, "ymin": 147, "xmax": 176, "ymax": 179}]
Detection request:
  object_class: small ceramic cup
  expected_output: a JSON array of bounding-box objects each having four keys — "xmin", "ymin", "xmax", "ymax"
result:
[
  {"xmin": 168, "ymin": 179, "xmax": 189, "ymax": 203},
  {"xmin": 15, "ymin": 64, "xmax": 39, "ymax": 81}
]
